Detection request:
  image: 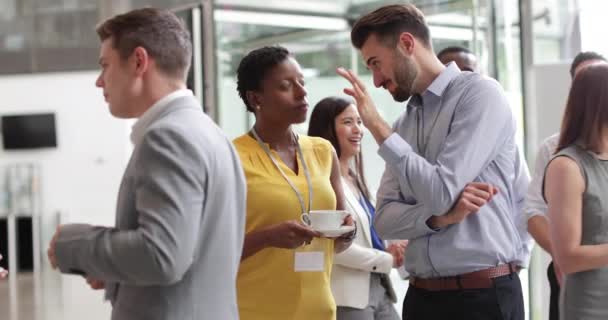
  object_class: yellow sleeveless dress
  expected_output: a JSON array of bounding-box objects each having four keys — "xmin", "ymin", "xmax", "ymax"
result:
[{"xmin": 234, "ymin": 133, "xmax": 337, "ymax": 320}]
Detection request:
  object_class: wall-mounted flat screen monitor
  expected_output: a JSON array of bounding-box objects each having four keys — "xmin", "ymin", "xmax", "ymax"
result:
[{"xmin": 2, "ymin": 113, "xmax": 57, "ymax": 149}]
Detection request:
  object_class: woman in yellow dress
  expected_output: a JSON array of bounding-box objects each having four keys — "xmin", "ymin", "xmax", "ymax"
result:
[{"xmin": 233, "ymin": 46, "xmax": 355, "ymax": 320}]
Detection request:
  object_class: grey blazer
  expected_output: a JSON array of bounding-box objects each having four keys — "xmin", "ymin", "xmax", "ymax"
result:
[{"xmin": 54, "ymin": 96, "xmax": 246, "ymax": 320}]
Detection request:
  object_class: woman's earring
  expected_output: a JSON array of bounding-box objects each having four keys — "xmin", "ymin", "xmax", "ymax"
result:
[{"xmin": 255, "ymin": 105, "xmax": 261, "ymax": 111}]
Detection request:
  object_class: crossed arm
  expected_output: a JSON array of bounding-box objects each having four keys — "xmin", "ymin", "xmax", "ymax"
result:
[{"xmin": 372, "ymin": 81, "xmax": 511, "ymax": 239}]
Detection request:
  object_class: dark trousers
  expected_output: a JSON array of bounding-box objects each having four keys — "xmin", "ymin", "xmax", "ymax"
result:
[
  {"xmin": 547, "ymin": 261, "xmax": 560, "ymax": 320},
  {"xmin": 402, "ymin": 272, "xmax": 524, "ymax": 320}
]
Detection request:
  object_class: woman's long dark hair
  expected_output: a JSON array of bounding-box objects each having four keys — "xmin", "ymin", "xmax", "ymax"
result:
[
  {"xmin": 308, "ymin": 96, "xmax": 372, "ymax": 201},
  {"xmin": 558, "ymin": 64, "xmax": 608, "ymax": 153}
]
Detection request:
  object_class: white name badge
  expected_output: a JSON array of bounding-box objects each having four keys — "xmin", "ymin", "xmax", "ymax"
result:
[{"xmin": 294, "ymin": 251, "xmax": 324, "ymax": 272}]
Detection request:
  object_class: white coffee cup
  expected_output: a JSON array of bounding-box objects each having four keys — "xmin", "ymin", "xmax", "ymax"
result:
[{"xmin": 301, "ymin": 210, "xmax": 348, "ymax": 230}]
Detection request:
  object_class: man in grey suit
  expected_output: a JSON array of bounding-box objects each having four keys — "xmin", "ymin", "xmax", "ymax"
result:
[{"xmin": 46, "ymin": 8, "xmax": 246, "ymax": 320}]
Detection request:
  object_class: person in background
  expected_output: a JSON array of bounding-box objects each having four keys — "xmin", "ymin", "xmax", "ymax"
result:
[
  {"xmin": 309, "ymin": 96, "xmax": 406, "ymax": 320},
  {"xmin": 544, "ymin": 63, "xmax": 608, "ymax": 320},
  {"xmin": 338, "ymin": 4, "xmax": 528, "ymax": 319},
  {"xmin": 525, "ymin": 51, "xmax": 607, "ymax": 320},
  {"xmin": 437, "ymin": 46, "xmax": 478, "ymax": 72},
  {"xmin": 46, "ymin": 8, "xmax": 246, "ymax": 320},
  {"xmin": 234, "ymin": 46, "xmax": 355, "ymax": 320}
]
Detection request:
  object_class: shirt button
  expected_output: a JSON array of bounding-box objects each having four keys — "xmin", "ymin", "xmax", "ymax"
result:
[{"xmin": 373, "ymin": 266, "xmax": 377, "ymax": 271}]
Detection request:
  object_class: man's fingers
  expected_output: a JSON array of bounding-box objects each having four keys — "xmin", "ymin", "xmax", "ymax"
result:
[
  {"xmin": 463, "ymin": 193, "xmax": 487, "ymax": 207},
  {"xmin": 461, "ymin": 199, "xmax": 480, "ymax": 213},
  {"xmin": 347, "ymin": 69, "xmax": 368, "ymax": 94},
  {"xmin": 467, "ymin": 182, "xmax": 491, "ymax": 188},
  {"xmin": 338, "ymin": 68, "xmax": 369, "ymax": 100},
  {"xmin": 465, "ymin": 186, "xmax": 491, "ymax": 200},
  {"xmin": 337, "ymin": 67, "xmax": 356, "ymax": 84},
  {"xmin": 468, "ymin": 196, "xmax": 487, "ymax": 207},
  {"xmin": 466, "ymin": 182, "xmax": 500, "ymax": 195},
  {"xmin": 467, "ymin": 182, "xmax": 493, "ymax": 192},
  {"xmin": 343, "ymin": 88, "xmax": 356, "ymax": 98},
  {"xmin": 86, "ymin": 278, "xmax": 104, "ymax": 290}
]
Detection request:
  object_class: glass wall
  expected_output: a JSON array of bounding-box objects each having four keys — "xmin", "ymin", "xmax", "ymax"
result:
[
  {"xmin": 525, "ymin": 1, "xmax": 580, "ymax": 319},
  {"xmin": 213, "ymin": 0, "xmax": 526, "ymax": 187},
  {"xmin": 213, "ymin": 14, "xmax": 354, "ymax": 139},
  {"xmin": 532, "ymin": 0, "xmax": 580, "ymax": 64},
  {"xmin": 0, "ymin": 0, "xmax": 208, "ymax": 75}
]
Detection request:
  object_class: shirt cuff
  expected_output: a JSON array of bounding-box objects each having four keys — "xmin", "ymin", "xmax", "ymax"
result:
[
  {"xmin": 416, "ymin": 213, "xmax": 440, "ymax": 234},
  {"xmin": 375, "ymin": 251, "xmax": 394, "ymax": 274},
  {"xmin": 54, "ymin": 223, "xmax": 93, "ymax": 275},
  {"xmin": 378, "ymin": 133, "xmax": 413, "ymax": 165}
]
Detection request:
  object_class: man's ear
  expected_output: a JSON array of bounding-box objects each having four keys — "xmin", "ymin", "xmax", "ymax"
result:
[
  {"xmin": 396, "ymin": 32, "xmax": 416, "ymax": 56},
  {"xmin": 132, "ymin": 46, "xmax": 150, "ymax": 76}
]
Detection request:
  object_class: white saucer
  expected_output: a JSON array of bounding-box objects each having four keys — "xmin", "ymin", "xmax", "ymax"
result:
[{"xmin": 315, "ymin": 225, "xmax": 355, "ymax": 238}]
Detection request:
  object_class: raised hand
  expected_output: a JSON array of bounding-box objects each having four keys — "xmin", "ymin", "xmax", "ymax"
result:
[
  {"xmin": 337, "ymin": 68, "xmax": 381, "ymax": 127},
  {"xmin": 337, "ymin": 67, "xmax": 392, "ymax": 144}
]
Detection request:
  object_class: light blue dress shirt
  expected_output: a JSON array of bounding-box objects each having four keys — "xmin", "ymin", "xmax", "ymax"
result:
[{"xmin": 374, "ymin": 62, "xmax": 530, "ymax": 278}]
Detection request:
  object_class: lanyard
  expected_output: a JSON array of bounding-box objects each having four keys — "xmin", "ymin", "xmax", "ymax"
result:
[
  {"xmin": 359, "ymin": 195, "xmax": 372, "ymax": 222},
  {"xmin": 251, "ymin": 127, "xmax": 313, "ymax": 215}
]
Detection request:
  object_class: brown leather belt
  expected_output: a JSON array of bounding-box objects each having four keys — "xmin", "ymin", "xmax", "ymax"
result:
[{"xmin": 409, "ymin": 263, "xmax": 519, "ymax": 291}]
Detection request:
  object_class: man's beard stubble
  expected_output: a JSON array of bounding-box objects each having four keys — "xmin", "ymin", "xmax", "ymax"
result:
[{"xmin": 391, "ymin": 54, "xmax": 417, "ymax": 103}]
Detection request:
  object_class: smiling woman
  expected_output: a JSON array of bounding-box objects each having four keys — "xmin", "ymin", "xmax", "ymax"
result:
[{"xmin": 308, "ymin": 96, "xmax": 405, "ymax": 320}]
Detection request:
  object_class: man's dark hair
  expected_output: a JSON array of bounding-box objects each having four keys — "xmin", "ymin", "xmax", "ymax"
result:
[
  {"xmin": 351, "ymin": 4, "xmax": 431, "ymax": 49},
  {"xmin": 437, "ymin": 46, "xmax": 472, "ymax": 60},
  {"xmin": 570, "ymin": 51, "xmax": 606, "ymax": 78},
  {"xmin": 96, "ymin": 8, "xmax": 192, "ymax": 80},
  {"xmin": 236, "ymin": 46, "xmax": 291, "ymax": 113}
]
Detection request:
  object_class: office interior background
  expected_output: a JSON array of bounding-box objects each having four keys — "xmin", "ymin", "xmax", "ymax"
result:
[{"xmin": 0, "ymin": 0, "xmax": 606, "ymax": 319}]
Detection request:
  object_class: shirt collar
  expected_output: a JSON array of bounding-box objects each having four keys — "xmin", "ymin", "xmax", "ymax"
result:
[
  {"xmin": 130, "ymin": 89, "xmax": 193, "ymax": 145},
  {"xmin": 407, "ymin": 62, "xmax": 461, "ymax": 110},
  {"xmin": 425, "ymin": 61, "xmax": 461, "ymax": 97}
]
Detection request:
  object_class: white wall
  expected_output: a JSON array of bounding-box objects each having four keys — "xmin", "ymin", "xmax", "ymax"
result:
[
  {"xmin": 580, "ymin": 0, "xmax": 608, "ymax": 58},
  {"xmin": 527, "ymin": 62, "xmax": 571, "ymax": 320},
  {"xmin": 529, "ymin": 63, "xmax": 571, "ymax": 156},
  {"xmin": 0, "ymin": 71, "xmax": 131, "ymax": 242}
]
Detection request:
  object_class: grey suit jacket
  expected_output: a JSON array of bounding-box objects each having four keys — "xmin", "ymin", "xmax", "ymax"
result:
[{"xmin": 54, "ymin": 96, "xmax": 246, "ymax": 320}]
